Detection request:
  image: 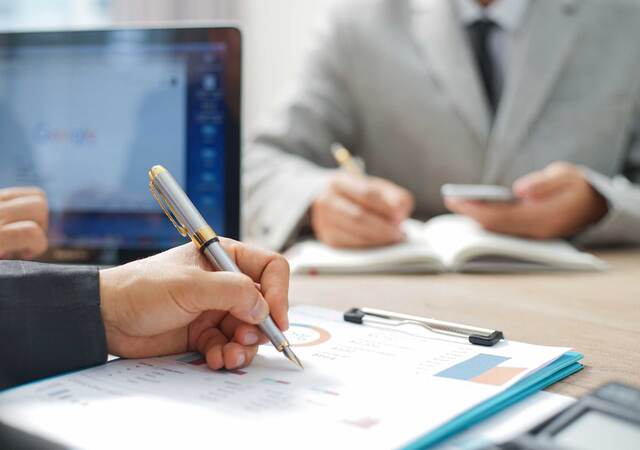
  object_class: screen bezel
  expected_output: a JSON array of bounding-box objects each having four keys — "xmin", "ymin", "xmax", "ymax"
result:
[{"xmin": 0, "ymin": 26, "xmax": 242, "ymax": 263}]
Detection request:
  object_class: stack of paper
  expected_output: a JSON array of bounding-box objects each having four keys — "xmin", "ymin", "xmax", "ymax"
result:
[{"xmin": 0, "ymin": 306, "xmax": 582, "ymax": 449}]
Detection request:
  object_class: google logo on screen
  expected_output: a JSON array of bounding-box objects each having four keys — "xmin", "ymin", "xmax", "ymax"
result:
[{"xmin": 33, "ymin": 123, "xmax": 96, "ymax": 146}]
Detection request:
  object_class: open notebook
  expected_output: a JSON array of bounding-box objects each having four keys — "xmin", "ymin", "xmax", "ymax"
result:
[{"xmin": 287, "ymin": 215, "xmax": 607, "ymax": 274}]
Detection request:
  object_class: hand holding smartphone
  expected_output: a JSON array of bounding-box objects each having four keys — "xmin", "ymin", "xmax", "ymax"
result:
[{"xmin": 441, "ymin": 184, "xmax": 515, "ymax": 202}]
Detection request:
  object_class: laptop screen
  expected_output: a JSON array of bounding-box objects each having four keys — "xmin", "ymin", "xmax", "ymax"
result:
[{"xmin": 0, "ymin": 27, "xmax": 241, "ymax": 256}]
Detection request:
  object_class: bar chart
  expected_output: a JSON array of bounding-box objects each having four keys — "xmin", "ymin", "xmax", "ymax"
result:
[{"xmin": 435, "ymin": 354, "xmax": 526, "ymax": 386}]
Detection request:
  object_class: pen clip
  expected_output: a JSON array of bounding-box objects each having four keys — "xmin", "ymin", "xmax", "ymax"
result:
[{"xmin": 149, "ymin": 180, "xmax": 189, "ymax": 237}]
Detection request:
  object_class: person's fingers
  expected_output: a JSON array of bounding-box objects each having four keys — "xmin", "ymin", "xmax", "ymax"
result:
[
  {"xmin": 187, "ymin": 310, "xmax": 227, "ymax": 349},
  {"xmin": 219, "ymin": 315, "xmax": 267, "ymax": 345},
  {"xmin": 191, "ymin": 321, "xmax": 261, "ymax": 369},
  {"xmin": 370, "ymin": 178, "xmax": 415, "ymax": 223},
  {"xmin": 445, "ymin": 198, "xmax": 538, "ymax": 236},
  {"xmin": 513, "ymin": 162, "xmax": 577, "ymax": 199},
  {"xmin": 0, "ymin": 186, "xmax": 46, "ymax": 202},
  {"xmin": 218, "ymin": 314, "xmax": 244, "ymax": 340},
  {"xmin": 222, "ymin": 342, "xmax": 259, "ymax": 369},
  {"xmin": 0, "ymin": 195, "xmax": 49, "ymax": 231},
  {"xmin": 0, "ymin": 221, "xmax": 48, "ymax": 259},
  {"xmin": 220, "ymin": 238, "xmax": 290, "ymax": 331},
  {"xmin": 327, "ymin": 195, "xmax": 405, "ymax": 245},
  {"xmin": 319, "ymin": 224, "xmax": 384, "ymax": 248},
  {"xmin": 240, "ymin": 345, "xmax": 260, "ymax": 367},
  {"xmin": 234, "ymin": 323, "xmax": 268, "ymax": 346},
  {"xmin": 332, "ymin": 174, "xmax": 414, "ymax": 223},
  {"xmin": 181, "ymin": 271, "xmax": 270, "ymax": 325},
  {"xmin": 198, "ymin": 327, "xmax": 229, "ymax": 370}
]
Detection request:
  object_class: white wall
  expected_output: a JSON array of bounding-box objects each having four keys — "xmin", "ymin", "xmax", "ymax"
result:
[
  {"xmin": 237, "ymin": 0, "xmax": 338, "ymax": 138},
  {"xmin": 0, "ymin": 0, "xmax": 109, "ymax": 29},
  {"xmin": 0, "ymin": 0, "xmax": 338, "ymax": 140}
]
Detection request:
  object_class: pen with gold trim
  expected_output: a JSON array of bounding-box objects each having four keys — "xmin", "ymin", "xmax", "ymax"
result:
[{"xmin": 148, "ymin": 165, "xmax": 303, "ymax": 369}]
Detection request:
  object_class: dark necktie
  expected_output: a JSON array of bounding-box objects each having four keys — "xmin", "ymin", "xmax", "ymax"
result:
[{"xmin": 467, "ymin": 19, "xmax": 499, "ymax": 115}]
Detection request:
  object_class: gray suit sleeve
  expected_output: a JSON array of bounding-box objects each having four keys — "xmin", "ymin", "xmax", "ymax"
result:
[
  {"xmin": 243, "ymin": 9, "xmax": 359, "ymax": 250},
  {"xmin": 0, "ymin": 261, "xmax": 107, "ymax": 389},
  {"xmin": 577, "ymin": 101, "xmax": 640, "ymax": 246}
]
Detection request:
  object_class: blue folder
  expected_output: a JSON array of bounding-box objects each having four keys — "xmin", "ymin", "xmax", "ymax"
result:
[{"xmin": 404, "ymin": 351, "xmax": 584, "ymax": 450}]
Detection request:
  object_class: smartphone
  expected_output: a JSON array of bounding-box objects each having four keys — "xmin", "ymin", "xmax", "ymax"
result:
[{"xmin": 441, "ymin": 184, "xmax": 516, "ymax": 202}]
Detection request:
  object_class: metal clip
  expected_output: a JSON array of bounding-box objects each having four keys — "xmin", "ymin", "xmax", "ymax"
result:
[
  {"xmin": 344, "ymin": 307, "xmax": 504, "ymax": 347},
  {"xmin": 149, "ymin": 180, "xmax": 188, "ymax": 237}
]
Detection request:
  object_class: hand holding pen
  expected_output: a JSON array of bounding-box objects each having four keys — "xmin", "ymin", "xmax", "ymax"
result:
[
  {"xmin": 310, "ymin": 143, "xmax": 415, "ymax": 249},
  {"xmin": 100, "ymin": 241, "xmax": 293, "ymax": 370},
  {"xmin": 149, "ymin": 165, "xmax": 303, "ymax": 369}
]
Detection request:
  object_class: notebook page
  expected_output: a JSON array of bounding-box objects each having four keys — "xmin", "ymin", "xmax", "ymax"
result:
[
  {"xmin": 423, "ymin": 215, "xmax": 607, "ymax": 271},
  {"xmin": 287, "ymin": 221, "xmax": 442, "ymax": 274}
]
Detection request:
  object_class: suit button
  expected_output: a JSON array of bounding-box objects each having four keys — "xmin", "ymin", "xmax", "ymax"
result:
[{"xmin": 262, "ymin": 225, "xmax": 270, "ymax": 235}]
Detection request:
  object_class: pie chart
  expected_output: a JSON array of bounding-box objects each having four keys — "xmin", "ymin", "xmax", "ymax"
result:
[{"xmin": 285, "ymin": 323, "xmax": 331, "ymax": 347}]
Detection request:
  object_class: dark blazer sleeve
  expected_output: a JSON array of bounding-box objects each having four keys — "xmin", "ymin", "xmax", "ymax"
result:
[{"xmin": 0, "ymin": 261, "xmax": 108, "ymax": 390}]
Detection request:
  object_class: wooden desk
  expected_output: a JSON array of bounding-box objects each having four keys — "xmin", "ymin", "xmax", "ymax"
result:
[{"xmin": 289, "ymin": 250, "xmax": 640, "ymax": 398}]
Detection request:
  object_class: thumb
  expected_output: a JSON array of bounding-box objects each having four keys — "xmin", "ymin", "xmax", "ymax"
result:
[
  {"xmin": 380, "ymin": 183, "xmax": 415, "ymax": 222},
  {"xmin": 189, "ymin": 271, "xmax": 270, "ymax": 325},
  {"xmin": 513, "ymin": 163, "xmax": 572, "ymax": 199}
]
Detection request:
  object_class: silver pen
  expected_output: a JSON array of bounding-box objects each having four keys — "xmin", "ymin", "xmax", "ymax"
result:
[{"xmin": 148, "ymin": 165, "xmax": 303, "ymax": 369}]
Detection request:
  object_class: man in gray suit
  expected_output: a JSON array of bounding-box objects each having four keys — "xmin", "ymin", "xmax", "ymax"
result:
[{"xmin": 244, "ymin": 0, "xmax": 640, "ymax": 250}]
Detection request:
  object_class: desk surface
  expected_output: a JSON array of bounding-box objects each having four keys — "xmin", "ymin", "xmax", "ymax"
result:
[{"xmin": 290, "ymin": 249, "xmax": 640, "ymax": 398}]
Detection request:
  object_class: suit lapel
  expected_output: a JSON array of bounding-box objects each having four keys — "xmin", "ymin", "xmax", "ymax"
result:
[
  {"xmin": 485, "ymin": 0, "xmax": 583, "ymax": 181},
  {"xmin": 410, "ymin": 0, "xmax": 491, "ymax": 147}
]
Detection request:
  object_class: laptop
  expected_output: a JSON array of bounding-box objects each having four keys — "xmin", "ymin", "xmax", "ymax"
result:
[{"xmin": 0, "ymin": 26, "xmax": 241, "ymax": 263}]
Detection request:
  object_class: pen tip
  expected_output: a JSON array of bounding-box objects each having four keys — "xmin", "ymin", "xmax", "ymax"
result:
[{"xmin": 283, "ymin": 347, "xmax": 304, "ymax": 370}]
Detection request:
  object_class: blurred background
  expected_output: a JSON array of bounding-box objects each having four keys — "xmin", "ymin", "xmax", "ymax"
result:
[{"xmin": 0, "ymin": 0, "xmax": 337, "ymax": 140}]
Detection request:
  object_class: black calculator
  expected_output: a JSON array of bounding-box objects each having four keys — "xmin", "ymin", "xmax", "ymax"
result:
[{"xmin": 493, "ymin": 382, "xmax": 640, "ymax": 450}]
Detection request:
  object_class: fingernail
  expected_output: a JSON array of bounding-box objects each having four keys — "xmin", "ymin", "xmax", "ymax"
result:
[
  {"xmin": 243, "ymin": 332, "xmax": 259, "ymax": 345},
  {"xmin": 235, "ymin": 353, "xmax": 246, "ymax": 367},
  {"xmin": 250, "ymin": 298, "xmax": 269, "ymax": 322}
]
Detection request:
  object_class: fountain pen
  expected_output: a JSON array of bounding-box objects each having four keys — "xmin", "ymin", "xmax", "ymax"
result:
[{"xmin": 148, "ymin": 165, "xmax": 303, "ymax": 370}]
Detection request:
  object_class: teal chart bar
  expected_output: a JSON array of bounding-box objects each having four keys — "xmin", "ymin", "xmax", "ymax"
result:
[{"xmin": 435, "ymin": 354, "xmax": 510, "ymax": 381}]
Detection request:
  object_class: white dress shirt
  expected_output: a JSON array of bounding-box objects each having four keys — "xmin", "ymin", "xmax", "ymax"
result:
[{"xmin": 454, "ymin": 0, "xmax": 530, "ymax": 99}]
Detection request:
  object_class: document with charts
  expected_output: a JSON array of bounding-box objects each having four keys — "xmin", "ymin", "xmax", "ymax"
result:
[
  {"xmin": 287, "ymin": 215, "xmax": 607, "ymax": 274},
  {"xmin": 0, "ymin": 306, "xmax": 575, "ymax": 450}
]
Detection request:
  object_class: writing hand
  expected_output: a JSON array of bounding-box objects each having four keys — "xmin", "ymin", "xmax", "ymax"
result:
[
  {"xmin": 311, "ymin": 172, "xmax": 414, "ymax": 248},
  {"xmin": 99, "ymin": 239, "xmax": 290, "ymax": 370}
]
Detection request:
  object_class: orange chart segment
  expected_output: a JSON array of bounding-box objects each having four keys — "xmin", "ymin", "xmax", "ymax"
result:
[
  {"xmin": 286, "ymin": 323, "xmax": 331, "ymax": 347},
  {"xmin": 435, "ymin": 354, "xmax": 526, "ymax": 386},
  {"xmin": 471, "ymin": 366, "xmax": 526, "ymax": 386}
]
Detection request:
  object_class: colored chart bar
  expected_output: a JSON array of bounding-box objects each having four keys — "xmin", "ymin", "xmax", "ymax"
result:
[
  {"xmin": 262, "ymin": 377, "xmax": 290, "ymax": 385},
  {"xmin": 435, "ymin": 354, "xmax": 510, "ymax": 381},
  {"xmin": 342, "ymin": 417, "xmax": 380, "ymax": 430},
  {"xmin": 472, "ymin": 367, "xmax": 526, "ymax": 385},
  {"xmin": 311, "ymin": 387, "xmax": 340, "ymax": 396}
]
